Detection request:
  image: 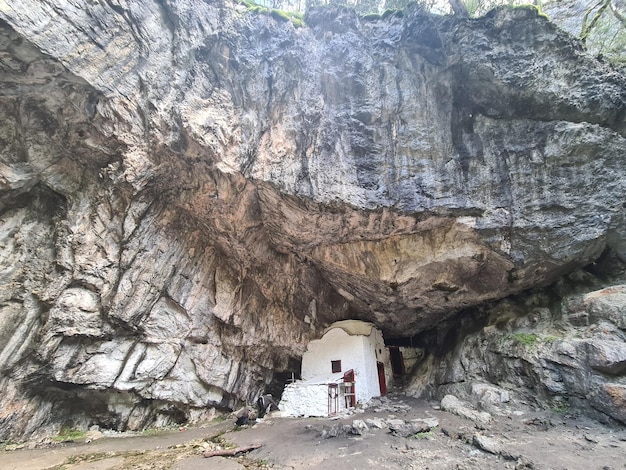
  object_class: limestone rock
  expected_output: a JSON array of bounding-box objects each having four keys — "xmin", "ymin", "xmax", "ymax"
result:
[
  {"xmin": 386, "ymin": 417, "xmax": 438, "ymax": 437},
  {"xmin": 440, "ymin": 395, "xmax": 493, "ymax": 425},
  {"xmin": 585, "ymin": 340, "xmax": 626, "ymax": 375},
  {"xmin": 0, "ymin": 0, "xmax": 624, "ymax": 440},
  {"xmin": 350, "ymin": 419, "xmax": 369, "ymax": 435},
  {"xmin": 472, "ymin": 434, "xmax": 503, "ymax": 455},
  {"xmin": 410, "ymin": 283, "xmax": 626, "ymax": 425},
  {"xmin": 364, "ymin": 417, "xmax": 386, "ymax": 429},
  {"xmin": 565, "ymin": 286, "xmax": 626, "ymax": 329}
]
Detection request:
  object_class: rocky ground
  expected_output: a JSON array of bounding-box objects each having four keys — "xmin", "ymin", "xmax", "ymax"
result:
[
  {"xmin": 2, "ymin": 393, "xmax": 625, "ymax": 470},
  {"xmin": 1, "ymin": 0, "xmax": 626, "ymax": 439}
]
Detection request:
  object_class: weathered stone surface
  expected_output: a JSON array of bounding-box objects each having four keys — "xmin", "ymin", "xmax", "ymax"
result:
[
  {"xmin": 410, "ymin": 283, "xmax": 626, "ymax": 424},
  {"xmin": 440, "ymin": 395, "xmax": 493, "ymax": 424},
  {"xmin": 565, "ymin": 285, "xmax": 626, "ymax": 329},
  {"xmin": 0, "ymin": 0, "xmax": 624, "ymax": 439},
  {"xmin": 386, "ymin": 417, "xmax": 438, "ymax": 437},
  {"xmin": 472, "ymin": 434, "xmax": 503, "ymax": 455}
]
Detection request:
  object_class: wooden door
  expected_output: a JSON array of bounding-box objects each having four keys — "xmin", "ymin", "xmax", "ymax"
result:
[{"xmin": 377, "ymin": 361, "xmax": 387, "ymax": 396}]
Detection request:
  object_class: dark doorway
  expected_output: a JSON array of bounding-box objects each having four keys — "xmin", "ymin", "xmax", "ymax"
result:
[
  {"xmin": 377, "ymin": 361, "xmax": 387, "ymax": 396},
  {"xmin": 389, "ymin": 346, "xmax": 405, "ymax": 377}
]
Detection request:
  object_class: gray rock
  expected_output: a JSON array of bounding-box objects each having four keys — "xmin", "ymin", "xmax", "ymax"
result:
[
  {"xmin": 410, "ymin": 284, "xmax": 626, "ymax": 426},
  {"xmin": 387, "ymin": 419, "xmax": 434, "ymax": 438},
  {"xmin": 472, "ymin": 434, "xmax": 503, "ymax": 455},
  {"xmin": 0, "ymin": 0, "xmax": 624, "ymax": 441},
  {"xmin": 440, "ymin": 395, "xmax": 493, "ymax": 425},
  {"xmin": 350, "ymin": 419, "xmax": 369, "ymax": 435},
  {"xmin": 364, "ymin": 417, "xmax": 386, "ymax": 429},
  {"xmin": 584, "ymin": 340, "xmax": 626, "ymax": 375},
  {"xmin": 565, "ymin": 286, "xmax": 626, "ymax": 330}
]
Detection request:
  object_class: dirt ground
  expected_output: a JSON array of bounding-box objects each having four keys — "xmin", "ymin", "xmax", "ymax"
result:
[{"xmin": 2, "ymin": 393, "xmax": 625, "ymax": 470}]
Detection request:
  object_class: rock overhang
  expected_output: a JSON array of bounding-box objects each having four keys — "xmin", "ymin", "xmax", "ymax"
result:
[{"xmin": 0, "ymin": 0, "xmax": 625, "ymax": 438}]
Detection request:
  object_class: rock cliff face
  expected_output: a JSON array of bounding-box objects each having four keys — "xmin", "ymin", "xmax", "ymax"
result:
[
  {"xmin": 408, "ymin": 278, "xmax": 626, "ymax": 425},
  {"xmin": 0, "ymin": 0, "xmax": 625, "ymax": 439}
]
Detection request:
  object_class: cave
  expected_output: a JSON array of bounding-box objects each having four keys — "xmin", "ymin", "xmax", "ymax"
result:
[{"xmin": 0, "ymin": 0, "xmax": 625, "ymax": 445}]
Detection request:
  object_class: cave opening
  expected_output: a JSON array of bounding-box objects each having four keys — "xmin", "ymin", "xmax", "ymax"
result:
[
  {"xmin": 383, "ymin": 335, "xmax": 425, "ymax": 385},
  {"xmin": 266, "ymin": 357, "xmax": 302, "ymax": 400},
  {"xmin": 388, "ymin": 346, "xmax": 406, "ymax": 377}
]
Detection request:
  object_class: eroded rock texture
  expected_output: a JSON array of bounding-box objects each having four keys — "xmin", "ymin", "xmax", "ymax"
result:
[
  {"xmin": 408, "ymin": 280, "xmax": 626, "ymax": 425},
  {"xmin": 0, "ymin": 0, "xmax": 625, "ymax": 439}
]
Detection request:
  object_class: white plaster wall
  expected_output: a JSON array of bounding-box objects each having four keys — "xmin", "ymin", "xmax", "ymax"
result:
[
  {"xmin": 302, "ymin": 328, "xmax": 364, "ymax": 378},
  {"xmin": 366, "ymin": 328, "xmax": 393, "ymax": 396},
  {"xmin": 301, "ymin": 325, "xmax": 390, "ymax": 403},
  {"xmin": 279, "ymin": 382, "xmax": 337, "ymax": 417}
]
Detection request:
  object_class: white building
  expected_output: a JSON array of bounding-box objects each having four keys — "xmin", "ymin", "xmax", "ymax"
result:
[{"xmin": 279, "ymin": 320, "xmax": 392, "ymax": 417}]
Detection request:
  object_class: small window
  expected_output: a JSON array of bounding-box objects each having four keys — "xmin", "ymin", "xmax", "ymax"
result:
[{"xmin": 331, "ymin": 360, "xmax": 342, "ymax": 373}]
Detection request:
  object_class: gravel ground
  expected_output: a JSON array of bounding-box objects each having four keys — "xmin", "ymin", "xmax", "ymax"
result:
[{"xmin": 2, "ymin": 393, "xmax": 625, "ymax": 470}]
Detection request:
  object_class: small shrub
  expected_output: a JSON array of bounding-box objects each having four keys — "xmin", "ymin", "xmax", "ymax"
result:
[
  {"xmin": 511, "ymin": 333, "xmax": 539, "ymax": 347},
  {"xmin": 53, "ymin": 427, "xmax": 86, "ymax": 442},
  {"xmin": 142, "ymin": 427, "xmax": 165, "ymax": 436},
  {"xmin": 239, "ymin": 0, "xmax": 305, "ymax": 27},
  {"xmin": 382, "ymin": 9, "xmax": 404, "ymax": 19},
  {"xmin": 208, "ymin": 432, "xmax": 236, "ymax": 448},
  {"xmin": 276, "ymin": 10, "xmax": 304, "ymax": 28},
  {"xmin": 551, "ymin": 401, "xmax": 569, "ymax": 413}
]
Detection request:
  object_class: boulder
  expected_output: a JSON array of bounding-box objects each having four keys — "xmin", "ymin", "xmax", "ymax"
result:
[{"xmin": 440, "ymin": 395, "xmax": 493, "ymax": 425}]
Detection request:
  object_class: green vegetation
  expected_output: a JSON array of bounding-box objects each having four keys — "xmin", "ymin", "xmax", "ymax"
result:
[
  {"xmin": 0, "ymin": 440, "xmax": 21, "ymax": 451},
  {"xmin": 511, "ymin": 332, "xmax": 539, "ymax": 346},
  {"xmin": 360, "ymin": 7, "xmax": 406, "ymax": 21},
  {"xmin": 382, "ymin": 8, "xmax": 405, "ymax": 18},
  {"xmin": 53, "ymin": 427, "xmax": 86, "ymax": 442},
  {"xmin": 413, "ymin": 430, "xmax": 434, "ymax": 439},
  {"xmin": 463, "ymin": 0, "xmax": 483, "ymax": 17},
  {"xmin": 361, "ymin": 12, "xmax": 382, "ymax": 20},
  {"xmin": 271, "ymin": 9, "xmax": 305, "ymax": 27},
  {"xmin": 551, "ymin": 401, "xmax": 569, "ymax": 413},
  {"xmin": 513, "ymin": 3, "xmax": 549, "ymax": 19},
  {"xmin": 236, "ymin": 0, "xmax": 625, "ymax": 64},
  {"xmin": 579, "ymin": 0, "xmax": 626, "ymax": 65},
  {"xmin": 142, "ymin": 427, "xmax": 166, "ymax": 436},
  {"xmin": 237, "ymin": 0, "xmax": 305, "ymax": 27}
]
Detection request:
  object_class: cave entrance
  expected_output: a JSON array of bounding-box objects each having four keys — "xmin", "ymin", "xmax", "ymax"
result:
[
  {"xmin": 388, "ymin": 346, "xmax": 406, "ymax": 377},
  {"xmin": 266, "ymin": 357, "xmax": 302, "ymax": 401},
  {"xmin": 384, "ymin": 338, "xmax": 424, "ymax": 385}
]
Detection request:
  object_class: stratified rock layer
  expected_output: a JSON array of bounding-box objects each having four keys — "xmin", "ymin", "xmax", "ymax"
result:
[{"xmin": 0, "ymin": 1, "xmax": 625, "ymax": 439}]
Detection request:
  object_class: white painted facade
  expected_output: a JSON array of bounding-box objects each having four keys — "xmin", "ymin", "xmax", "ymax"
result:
[
  {"xmin": 280, "ymin": 320, "xmax": 392, "ymax": 417},
  {"xmin": 279, "ymin": 375, "xmax": 345, "ymax": 417}
]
